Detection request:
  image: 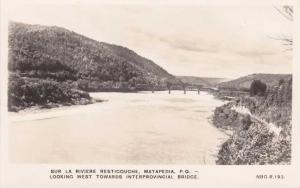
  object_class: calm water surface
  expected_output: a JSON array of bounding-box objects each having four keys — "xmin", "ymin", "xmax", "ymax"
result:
[{"xmin": 9, "ymin": 91, "xmax": 228, "ymax": 164}]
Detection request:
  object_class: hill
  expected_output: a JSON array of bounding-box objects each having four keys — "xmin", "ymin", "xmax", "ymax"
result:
[
  {"xmin": 8, "ymin": 22, "xmax": 181, "ymax": 111},
  {"xmin": 217, "ymin": 73, "xmax": 292, "ymax": 91},
  {"xmin": 176, "ymin": 76, "xmax": 229, "ymax": 87},
  {"xmin": 9, "ymin": 22, "xmax": 180, "ymax": 91}
]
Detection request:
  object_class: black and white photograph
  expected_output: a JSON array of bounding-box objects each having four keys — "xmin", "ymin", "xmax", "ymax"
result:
[
  {"xmin": 6, "ymin": 2, "xmax": 293, "ymax": 165},
  {"xmin": 1, "ymin": 0, "xmax": 300, "ymax": 187}
]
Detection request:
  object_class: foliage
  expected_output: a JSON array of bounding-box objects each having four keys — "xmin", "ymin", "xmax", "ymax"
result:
[
  {"xmin": 9, "ymin": 22, "xmax": 180, "ymax": 92},
  {"xmin": 218, "ymin": 73, "xmax": 292, "ymax": 91},
  {"xmin": 8, "ymin": 22, "xmax": 183, "ymax": 110},
  {"xmin": 213, "ymin": 78, "xmax": 292, "ymax": 165},
  {"xmin": 249, "ymin": 80, "xmax": 267, "ymax": 96},
  {"xmin": 217, "ymin": 120, "xmax": 291, "ymax": 165},
  {"xmin": 240, "ymin": 77, "xmax": 292, "ymax": 127},
  {"xmin": 8, "ymin": 73, "xmax": 91, "ymax": 111},
  {"xmin": 213, "ymin": 102, "xmax": 241, "ymax": 130}
]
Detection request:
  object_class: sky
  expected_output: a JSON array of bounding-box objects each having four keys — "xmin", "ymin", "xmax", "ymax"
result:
[{"xmin": 7, "ymin": 1, "xmax": 293, "ymax": 78}]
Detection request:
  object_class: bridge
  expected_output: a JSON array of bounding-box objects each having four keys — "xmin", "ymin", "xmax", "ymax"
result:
[
  {"xmin": 166, "ymin": 85, "xmax": 217, "ymax": 94},
  {"xmin": 136, "ymin": 83, "xmax": 218, "ymax": 94}
]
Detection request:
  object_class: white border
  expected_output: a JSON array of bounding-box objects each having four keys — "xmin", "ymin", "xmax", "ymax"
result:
[{"xmin": 1, "ymin": 0, "xmax": 299, "ymax": 187}]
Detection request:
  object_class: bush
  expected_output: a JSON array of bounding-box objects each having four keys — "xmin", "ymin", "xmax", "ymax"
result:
[
  {"xmin": 241, "ymin": 114, "xmax": 252, "ymax": 130},
  {"xmin": 216, "ymin": 120, "xmax": 290, "ymax": 165},
  {"xmin": 8, "ymin": 74, "xmax": 91, "ymax": 111},
  {"xmin": 214, "ymin": 78, "xmax": 292, "ymax": 165},
  {"xmin": 250, "ymin": 80, "xmax": 267, "ymax": 96}
]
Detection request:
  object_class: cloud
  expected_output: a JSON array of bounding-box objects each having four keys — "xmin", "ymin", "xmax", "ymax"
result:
[
  {"xmin": 169, "ymin": 40, "xmax": 219, "ymax": 53},
  {"xmin": 133, "ymin": 28, "xmax": 219, "ymax": 53},
  {"xmin": 133, "ymin": 28, "xmax": 277, "ymax": 58},
  {"xmin": 235, "ymin": 49, "xmax": 276, "ymax": 57}
]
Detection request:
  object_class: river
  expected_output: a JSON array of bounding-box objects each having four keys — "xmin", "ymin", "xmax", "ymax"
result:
[{"xmin": 8, "ymin": 91, "xmax": 228, "ymax": 164}]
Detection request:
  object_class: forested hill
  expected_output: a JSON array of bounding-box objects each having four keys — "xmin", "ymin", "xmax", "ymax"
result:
[
  {"xmin": 217, "ymin": 73, "xmax": 292, "ymax": 91},
  {"xmin": 9, "ymin": 22, "xmax": 180, "ymax": 91},
  {"xmin": 177, "ymin": 76, "xmax": 229, "ymax": 87},
  {"xmin": 8, "ymin": 22, "xmax": 182, "ymax": 111}
]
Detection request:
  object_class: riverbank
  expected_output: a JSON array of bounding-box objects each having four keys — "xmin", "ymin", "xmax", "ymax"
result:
[
  {"xmin": 8, "ymin": 96, "xmax": 106, "ymax": 115},
  {"xmin": 8, "ymin": 74, "xmax": 98, "ymax": 112},
  {"xmin": 212, "ymin": 81, "xmax": 292, "ymax": 165},
  {"xmin": 213, "ymin": 102, "xmax": 291, "ymax": 165}
]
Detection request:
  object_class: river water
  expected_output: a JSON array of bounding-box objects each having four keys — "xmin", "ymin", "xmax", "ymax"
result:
[{"xmin": 9, "ymin": 91, "xmax": 228, "ymax": 164}]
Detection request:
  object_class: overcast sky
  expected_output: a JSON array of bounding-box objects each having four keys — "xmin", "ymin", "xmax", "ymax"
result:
[{"xmin": 8, "ymin": 1, "xmax": 293, "ymax": 78}]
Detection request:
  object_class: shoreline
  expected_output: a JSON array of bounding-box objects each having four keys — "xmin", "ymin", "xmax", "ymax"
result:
[
  {"xmin": 211, "ymin": 94, "xmax": 291, "ymax": 165},
  {"xmin": 9, "ymin": 90, "xmax": 211, "ymax": 114},
  {"xmin": 8, "ymin": 93, "xmax": 108, "ymax": 114}
]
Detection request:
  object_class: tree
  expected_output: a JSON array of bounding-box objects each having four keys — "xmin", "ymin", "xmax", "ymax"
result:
[
  {"xmin": 77, "ymin": 79, "xmax": 89, "ymax": 90},
  {"xmin": 274, "ymin": 6, "xmax": 293, "ymax": 48},
  {"xmin": 278, "ymin": 79, "xmax": 285, "ymax": 86},
  {"xmin": 250, "ymin": 80, "xmax": 267, "ymax": 96},
  {"xmin": 275, "ymin": 6, "xmax": 293, "ymax": 21}
]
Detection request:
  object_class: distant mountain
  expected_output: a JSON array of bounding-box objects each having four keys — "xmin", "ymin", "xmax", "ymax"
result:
[
  {"xmin": 177, "ymin": 76, "xmax": 229, "ymax": 87},
  {"xmin": 9, "ymin": 22, "xmax": 180, "ymax": 91},
  {"xmin": 217, "ymin": 73, "xmax": 292, "ymax": 90}
]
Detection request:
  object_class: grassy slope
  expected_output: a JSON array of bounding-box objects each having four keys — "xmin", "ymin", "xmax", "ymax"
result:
[{"xmin": 217, "ymin": 73, "xmax": 292, "ymax": 91}]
